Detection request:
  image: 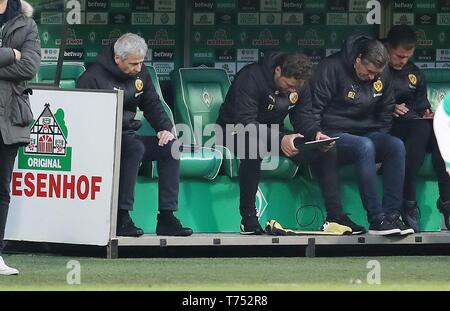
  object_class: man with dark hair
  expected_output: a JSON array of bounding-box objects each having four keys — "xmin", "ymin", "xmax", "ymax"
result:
[
  {"xmin": 311, "ymin": 32, "xmax": 412, "ymax": 236},
  {"xmin": 77, "ymin": 33, "xmax": 192, "ymax": 237},
  {"xmin": 216, "ymin": 52, "xmax": 366, "ymax": 235},
  {"xmin": 386, "ymin": 25, "xmax": 450, "ymax": 232}
]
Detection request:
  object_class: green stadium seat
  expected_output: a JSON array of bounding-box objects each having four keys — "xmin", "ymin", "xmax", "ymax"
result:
[
  {"xmin": 135, "ymin": 65, "xmax": 222, "ymax": 180},
  {"xmin": 171, "ymin": 67, "xmax": 299, "ymax": 179},
  {"xmin": 37, "ymin": 62, "xmax": 86, "ymax": 89}
]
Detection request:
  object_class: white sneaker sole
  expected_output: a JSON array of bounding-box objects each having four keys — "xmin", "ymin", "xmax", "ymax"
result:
[
  {"xmin": 399, "ymin": 228, "xmax": 415, "ymax": 235},
  {"xmin": 240, "ymin": 224, "xmax": 263, "ymax": 235},
  {"xmin": 351, "ymin": 230, "xmax": 367, "ymax": 235},
  {"xmin": 368, "ymin": 228, "xmax": 401, "ymax": 236}
]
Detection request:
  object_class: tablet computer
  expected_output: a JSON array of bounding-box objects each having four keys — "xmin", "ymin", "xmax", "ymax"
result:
[
  {"xmin": 411, "ymin": 117, "xmax": 434, "ymax": 120},
  {"xmin": 180, "ymin": 144, "xmax": 201, "ymax": 152},
  {"xmin": 294, "ymin": 137, "xmax": 339, "ymax": 151}
]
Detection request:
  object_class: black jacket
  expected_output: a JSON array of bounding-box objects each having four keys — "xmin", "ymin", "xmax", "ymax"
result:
[
  {"xmin": 390, "ymin": 62, "xmax": 430, "ymax": 120},
  {"xmin": 76, "ymin": 46, "xmax": 173, "ymax": 133},
  {"xmin": 216, "ymin": 52, "xmax": 321, "ymax": 141},
  {"xmin": 311, "ymin": 32, "xmax": 395, "ymax": 135}
]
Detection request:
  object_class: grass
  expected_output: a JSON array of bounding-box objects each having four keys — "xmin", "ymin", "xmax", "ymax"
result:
[{"xmin": 1, "ymin": 255, "xmax": 450, "ymax": 290}]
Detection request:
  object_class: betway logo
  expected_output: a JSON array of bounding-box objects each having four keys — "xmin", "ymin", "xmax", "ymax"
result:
[
  {"xmin": 154, "ymin": 51, "xmax": 174, "ymax": 58},
  {"xmin": 194, "ymin": 1, "xmax": 213, "ymax": 9},
  {"xmin": 64, "ymin": 51, "xmax": 83, "ymax": 58},
  {"xmin": 394, "ymin": 2, "xmax": 413, "ymax": 10},
  {"xmin": 88, "ymin": 1, "xmax": 107, "ymax": 9},
  {"xmin": 283, "ymin": 1, "xmax": 303, "ymax": 10}
]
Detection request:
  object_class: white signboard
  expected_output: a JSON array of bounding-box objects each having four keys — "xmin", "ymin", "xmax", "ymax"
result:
[{"xmin": 5, "ymin": 89, "xmax": 122, "ymax": 246}]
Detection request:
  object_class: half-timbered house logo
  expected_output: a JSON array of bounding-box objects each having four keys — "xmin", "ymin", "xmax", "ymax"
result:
[
  {"xmin": 26, "ymin": 104, "xmax": 67, "ymax": 155},
  {"xmin": 18, "ymin": 104, "xmax": 72, "ymax": 172}
]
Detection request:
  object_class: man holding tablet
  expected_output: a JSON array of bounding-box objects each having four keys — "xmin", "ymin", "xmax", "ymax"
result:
[
  {"xmin": 311, "ymin": 32, "xmax": 412, "ymax": 236},
  {"xmin": 385, "ymin": 25, "xmax": 450, "ymax": 232},
  {"xmin": 216, "ymin": 52, "xmax": 365, "ymax": 235}
]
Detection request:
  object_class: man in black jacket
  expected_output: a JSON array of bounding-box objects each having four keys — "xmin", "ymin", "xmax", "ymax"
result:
[
  {"xmin": 217, "ymin": 52, "xmax": 366, "ymax": 235},
  {"xmin": 386, "ymin": 25, "xmax": 450, "ymax": 232},
  {"xmin": 77, "ymin": 33, "xmax": 192, "ymax": 237},
  {"xmin": 311, "ymin": 32, "xmax": 413, "ymax": 236}
]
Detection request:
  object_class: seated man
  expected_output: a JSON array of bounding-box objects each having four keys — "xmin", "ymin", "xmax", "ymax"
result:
[
  {"xmin": 216, "ymin": 52, "xmax": 366, "ymax": 235},
  {"xmin": 385, "ymin": 25, "xmax": 450, "ymax": 232},
  {"xmin": 77, "ymin": 33, "xmax": 192, "ymax": 237},
  {"xmin": 311, "ymin": 32, "xmax": 413, "ymax": 236}
]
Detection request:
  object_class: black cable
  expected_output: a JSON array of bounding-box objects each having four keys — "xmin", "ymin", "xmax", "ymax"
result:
[{"xmin": 296, "ymin": 204, "xmax": 325, "ymax": 229}]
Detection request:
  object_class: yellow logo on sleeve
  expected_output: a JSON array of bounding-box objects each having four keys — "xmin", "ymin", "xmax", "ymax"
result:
[
  {"xmin": 347, "ymin": 91, "xmax": 356, "ymax": 99},
  {"xmin": 289, "ymin": 92, "xmax": 299, "ymax": 105},
  {"xmin": 135, "ymin": 79, "xmax": 144, "ymax": 92},
  {"xmin": 373, "ymin": 80, "xmax": 383, "ymax": 93},
  {"xmin": 408, "ymin": 74, "xmax": 417, "ymax": 86}
]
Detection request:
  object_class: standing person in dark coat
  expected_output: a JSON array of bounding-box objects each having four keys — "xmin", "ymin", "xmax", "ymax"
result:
[
  {"xmin": 386, "ymin": 25, "xmax": 450, "ymax": 232},
  {"xmin": 0, "ymin": 0, "xmax": 40, "ymax": 275},
  {"xmin": 311, "ymin": 32, "xmax": 413, "ymax": 236},
  {"xmin": 77, "ymin": 33, "xmax": 192, "ymax": 237},
  {"xmin": 216, "ymin": 52, "xmax": 366, "ymax": 235}
]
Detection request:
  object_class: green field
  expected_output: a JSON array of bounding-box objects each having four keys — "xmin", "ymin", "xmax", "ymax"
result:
[{"xmin": 1, "ymin": 255, "xmax": 450, "ymax": 290}]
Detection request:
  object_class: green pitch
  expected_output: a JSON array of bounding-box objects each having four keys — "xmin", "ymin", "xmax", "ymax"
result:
[{"xmin": 1, "ymin": 255, "xmax": 450, "ymax": 291}]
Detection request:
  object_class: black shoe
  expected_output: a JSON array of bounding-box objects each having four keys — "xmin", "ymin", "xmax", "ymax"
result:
[
  {"xmin": 368, "ymin": 216, "xmax": 401, "ymax": 236},
  {"xmin": 402, "ymin": 200, "xmax": 420, "ymax": 233},
  {"xmin": 388, "ymin": 214, "xmax": 415, "ymax": 236},
  {"xmin": 437, "ymin": 198, "xmax": 450, "ymax": 230},
  {"xmin": 240, "ymin": 215, "xmax": 265, "ymax": 235},
  {"xmin": 156, "ymin": 214, "xmax": 193, "ymax": 236},
  {"xmin": 327, "ymin": 214, "xmax": 366, "ymax": 235},
  {"xmin": 117, "ymin": 214, "xmax": 144, "ymax": 237}
]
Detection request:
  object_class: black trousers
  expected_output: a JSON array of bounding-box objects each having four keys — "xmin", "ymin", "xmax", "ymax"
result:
[
  {"xmin": 119, "ymin": 133, "xmax": 180, "ymax": 212},
  {"xmin": 391, "ymin": 120, "xmax": 450, "ymax": 202},
  {"xmin": 216, "ymin": 125, "xmax": 343, "ymax": 219},
  {"xmin": 239, "ymin": 149, "xmax": 343, "ymax": 219},
  {"xmin": 0, "ymin": 135, "xmax": 19, "ymax": 254}
]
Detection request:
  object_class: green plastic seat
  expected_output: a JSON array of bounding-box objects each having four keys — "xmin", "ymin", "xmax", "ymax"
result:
[
  {"xmin": 37, "ymin": 62, "xmax": 86, "ymax": 89},
  {"xmin": 172, "ymin": 67, "xmax": 299, "ymax": 179},
  {"xmin": 136, "ymin": 66, "xmax": 222, "ymax": 180}
]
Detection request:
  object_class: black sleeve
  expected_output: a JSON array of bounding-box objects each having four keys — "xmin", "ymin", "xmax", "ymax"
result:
[
  {"xmin": 139, "ymin": 71, "xmax": 174, "ymax": 133},
  {"xmin": 76, "ymin": 71, "xmax": 99, "ymax": 89},
  {"xmin": 289, "ymin": 84, "xmax": 321, "ymax": 140},
  {"xmin": 310, "ymin": 60, "xmax": 336, "ymax": 127},
  {"xmin": 377, "ymin": 75, "xmax": 395, "ymax": 133},
  {"xmin": 230, "ymin": 69, "xmax": 284, "ymax": 142},
  {"xmin": 231, "ymin": 70, "xmax": 260, "ymax": 126},
  {"xmin": 412, "ymin": 71, "xmax": 431, "ymax": 113}
]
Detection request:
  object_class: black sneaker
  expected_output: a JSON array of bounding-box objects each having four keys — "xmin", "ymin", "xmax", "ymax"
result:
[
  {"xmin": 240, "ymin": 215, "xmax": 265, "ymax": 235},
  {"xmin": 437, "ymin": 198, "xmax": 450, "ymax": 230},
  {"xmin": 327, "ymin": 214, "xmax": 366, "ymax": 235},
  {"xmin": 388, "ymin": 214, "xmax": 415, "ymax": 236},
  {"xmin": 117, "ymin": 213, "xmax": 144, "ymax": 237},
  {"xmin": 368, "ymin": 216, "xmax": 401, "ymax": 236},
  {"xmin": 156, "ymin": 214, "xmax": 193, "ymax": 236},
  {"xmin": 402, "ymin": 200, "xmax": 420, "ymax": 233}
]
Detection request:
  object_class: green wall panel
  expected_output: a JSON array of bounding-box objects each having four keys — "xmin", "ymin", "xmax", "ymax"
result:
[
  {"xmin": 391, "ymin": 0, "xmax": 450, "ymax": 68},
  {"xmin": 189, "ymin": 0, "xmax": 378, "ymax": 79}
]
